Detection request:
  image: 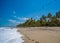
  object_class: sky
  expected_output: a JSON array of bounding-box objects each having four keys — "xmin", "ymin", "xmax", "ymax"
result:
[{"xmin": 0, "ymin": 0, "xmax": 60, "ymax": 27}]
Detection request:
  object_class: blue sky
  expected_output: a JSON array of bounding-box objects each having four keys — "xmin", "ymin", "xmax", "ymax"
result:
[{"xmin": 0, "ymin": 0, "xmax": 60, "ymax": 27}]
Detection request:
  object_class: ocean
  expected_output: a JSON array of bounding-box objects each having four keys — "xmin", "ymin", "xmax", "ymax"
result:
[{"xmin": 0, "ymin": 27, "xmax": 24, "ymax": 43}]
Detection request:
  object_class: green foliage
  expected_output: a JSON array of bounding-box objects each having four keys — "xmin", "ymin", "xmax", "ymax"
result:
[{"xmin": 17, "ymin": 11, "xmax": 60, "ymax": 27}]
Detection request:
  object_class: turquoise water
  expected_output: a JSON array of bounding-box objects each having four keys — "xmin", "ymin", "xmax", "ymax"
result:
[{"xmin": 0, "ymin": 27, "xmax": 24, "ymax": 43}]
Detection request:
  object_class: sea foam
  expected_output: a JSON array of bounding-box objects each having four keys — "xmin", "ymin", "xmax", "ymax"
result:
[{"xmin": 0, "ymin": 27, "xmax": 24, "ymax": 43}]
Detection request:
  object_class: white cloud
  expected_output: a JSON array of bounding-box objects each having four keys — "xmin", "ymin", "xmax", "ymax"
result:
[
  {"xmin": 8, "ymin": 19, "xmax": 16, "ymax": 23},
  {"xmin": 8, "ymin": 19, "xmax": 24, "ymax": 25},
  {"xmin": 8, "ymin": 16, "xmax": 25, "ymax": 26},
  {"xmin": 36, "ymin": 16, "xmax": 40, "ymax": 18},
  {"xmin": 13, "ymin": 16, "xmax": 29, "ymax": 21},
  {"xmin": 18, "ymin": 17, "xmax": 29, "ymax": 20}
]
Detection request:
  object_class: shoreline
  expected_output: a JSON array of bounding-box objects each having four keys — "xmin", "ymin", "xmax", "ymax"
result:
[
  {"xmin": 0, "ymin": 27, "xmax": 24, "ymax": 43},
  {"xmin": 17, "ymin": 27, "xmax": 60, "ymax": 43}
]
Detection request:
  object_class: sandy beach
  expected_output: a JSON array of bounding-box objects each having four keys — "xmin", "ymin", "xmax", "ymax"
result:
[{"xmin": 17, "ymin": 27, "xmax": 60, "ymax": 43}]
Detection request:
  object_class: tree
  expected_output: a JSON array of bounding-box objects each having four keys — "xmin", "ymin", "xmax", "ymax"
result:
[
  {"xmin": 17, "ymin": 11, "xmax": 60, "ymax": 27},
  {"xmin": 40, "ymin": 15, "xmax": 46, "ymax": 26},
  {"xmin": 47, "ymin": 13, "xmax": 52, "ymax": 22},
  {"xmin": 50, "ymin": 16, "xmax": 58, "ymax": 26},
  {"xmin": 35, "ymin": 20, "xmax": 41, "ymax": 27},
  {"xmin": 56, "ymin": 11, "xmax": 60, "ymax": 20}
]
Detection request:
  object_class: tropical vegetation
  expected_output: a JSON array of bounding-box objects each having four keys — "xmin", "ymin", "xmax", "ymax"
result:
[{"xmin": 17, "ymin": 11, "xmax": 60, "ymax": 27}]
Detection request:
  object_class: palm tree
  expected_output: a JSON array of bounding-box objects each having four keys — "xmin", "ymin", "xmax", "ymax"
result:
[
  {"xmin": 17, "ymin": 11, "xmax": 60, "ymax": 27},
  {"xmin": 56, "ymin": 11, "xmax": 60, "ymax": 20},
  {"xmin": 36, "ymin": 20, "xmax": 41, "ymax": 26},
  {"xmin": 56, "ymin": 11, "xmax": 60, "ymax": 26},
  {"xmin": 42, "ymin": 15, "xmax": 46, "ymax": 21},
  {"xmin": 51, "ymin": 16, "xmax": 57, "ymax": 26},
  {"xmin": 40, "ymin": 15, "xmax": 46, "ymax": 26},
  {"xmin": 47, "ymin": 13, "xmax": 52, "ymax": 22}
]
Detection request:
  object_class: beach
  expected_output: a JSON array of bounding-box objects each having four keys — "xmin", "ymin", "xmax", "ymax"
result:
[
  {"xmin": 0, "ymin": 27, "xmax": 24, "ymax": 43},
  {"xmin": 18, "ymin": 27, "xmax": 60, "ymax": 43}
]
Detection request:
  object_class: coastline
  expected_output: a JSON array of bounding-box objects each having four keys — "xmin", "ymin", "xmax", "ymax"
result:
[
  {"xmin": 0, "ymin": 27, "xmax": 24, "ymax": 43},
  {"xmin": 17, "ymin": 27, "xmax": 60, "ymax": 43}
]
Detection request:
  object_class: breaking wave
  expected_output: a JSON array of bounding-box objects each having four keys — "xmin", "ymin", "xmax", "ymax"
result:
[{"xmin": 0, "ymin": 27, "xmax": 24, "ymax": 43}]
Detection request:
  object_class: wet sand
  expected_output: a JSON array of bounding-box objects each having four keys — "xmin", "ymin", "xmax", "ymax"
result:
[{"xmin": 17, "ymin": 27, "xmax": 60, "ymax": 43}]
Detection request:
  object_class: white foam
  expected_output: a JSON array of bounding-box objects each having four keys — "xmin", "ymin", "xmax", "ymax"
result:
[{"xmin": 0, "ymin": 27, "xmax": 24, "ymax": 43}]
